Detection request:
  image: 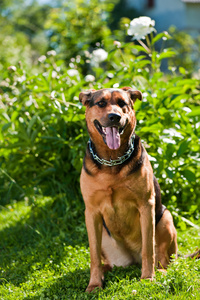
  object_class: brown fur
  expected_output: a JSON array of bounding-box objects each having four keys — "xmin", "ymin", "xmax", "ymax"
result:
[{"xmin": 79, "ymin": 87, "xmax": 178, "ymax": 292}]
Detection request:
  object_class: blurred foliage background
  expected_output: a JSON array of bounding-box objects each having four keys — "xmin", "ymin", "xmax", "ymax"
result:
[{"xmin": 0, "ymin": 0, "xmax": 200, "ymax": 228}]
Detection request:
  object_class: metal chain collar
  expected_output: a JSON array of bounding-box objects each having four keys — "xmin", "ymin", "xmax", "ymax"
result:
[{"xmin": 88, "ymin": 135, "xmax": 135, "ymax": 167}]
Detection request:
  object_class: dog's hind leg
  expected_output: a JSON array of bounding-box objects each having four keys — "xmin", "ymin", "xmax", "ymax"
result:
[
  {"xmin": 155, "ymin": 209, "xmax": 177, "ymax": 269},
  {"xmin": 101, "ymin": 227, "xmax": 135, "ymax": 270}
]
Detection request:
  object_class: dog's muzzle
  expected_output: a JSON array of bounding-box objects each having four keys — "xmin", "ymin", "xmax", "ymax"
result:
[{"xmin": 108, "ymin": 113, "xmax": 121, "ymax": 123}]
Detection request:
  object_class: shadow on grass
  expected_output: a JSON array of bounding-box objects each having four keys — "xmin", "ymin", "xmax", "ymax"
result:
[
  {"xmin": 0, "ymin": 195, "xmax": 87, "ymax": 287},
  {"xmin": 23, "ymin": 269, "xmax": 90, "ymax": 300},
  {"xmin": 0, "ymin": 195, "xmax": 142, "ymax": 299},
  {"xmin": 22, "ymin": 266, "xmax": 141, "ymax": 300}
]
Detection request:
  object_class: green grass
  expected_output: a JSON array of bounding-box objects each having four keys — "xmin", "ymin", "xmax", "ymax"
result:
[{"xmin": 0, "ymin": 197, "xmax": 199, "ymax": 299}]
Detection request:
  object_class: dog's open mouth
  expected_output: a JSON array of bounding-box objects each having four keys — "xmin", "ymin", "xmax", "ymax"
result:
[{"xmin": 94, "ymin": 120, "xmax": 126, "ymax": 150}]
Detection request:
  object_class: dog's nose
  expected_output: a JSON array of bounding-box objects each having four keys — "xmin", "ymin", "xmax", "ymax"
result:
[{"xmin": 108, "ymin": 113, "xmax": 121, "ymax": 123}]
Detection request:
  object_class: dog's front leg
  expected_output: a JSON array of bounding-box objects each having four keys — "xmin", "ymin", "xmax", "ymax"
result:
[
  {"xmin": 139, "ymin": 197, "xmax": 155, "ymax": 280},
  {"xmin": 85, "ymin": 208, "xmax": 103, "ymax": 292}
]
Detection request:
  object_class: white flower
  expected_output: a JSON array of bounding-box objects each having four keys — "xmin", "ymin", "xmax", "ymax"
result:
[
  {"xmin": 52, "ymin": 71, "xmax": 57, "ymax": 78},
  {"xmin": 107, "ymin": 73, "xmax": 114, "ymax": 78},
  {"xmin": 26, "ymin": 95, "xmax": 33, "ymax": 107},
  {"xmin": 163, "ymin": 128, "xmax": 183, "ymax": 138},
  {"xmin": 182, "ymin": 107, "xmax": 191, "ymax": 113},
  {"xmin": 19, "ymin": 117, "xmax": 24, "ymax": 123},
  {"xmin": 38, "ymin": 55, "xmax": 46, "ymax": 63},
  {"xmin": 91, "ymin": 48, "xmax": 108, "ymax": 67},
  {"xmin": 69, "ymin": 62, "xmax": 75, "ymax": 68},
  {"xmin": 17, "ymin": 74, "xmax": 26, "ymax": 83},
  {"xmin": 128, "ymin": 16, "xmax": 155, "ymax": 40},
  {"xmin": 84, "ymin": 50, "xmax": 91, "ymax": 58},
  {"xmin": 148, "ymin": 154, "xmax": 157, "ymax": 162},
  {"xmin": 50, "ymin": 90, "xmax": 56, "ymax": 99},
  {"xmin": 85, "ymin": 75, "xmax": 95, "ymax": 82},
  {"xmin": 132, "ymin": 290, "xmax": 137, "ymax": 296},
  {"xmin": 47, "ymin": 50, "xmax": 56, "ymax": 56},
  {"xmin": 76, "ymin": 55, "xmax": 81, "ymax": 63},
  {"xmin": 113, "ymin": 83, "xmax": 119, "ymax": 88},
  {"xmin": 8, "ymin": 66, "xmax": 17, "ymax": 72},
  {"xmin": 93, "ymin": 49, "xmax": 108, "ymax": 62},
  {"xmin": 67, "ymin": 69, "xmax": 79, "ymax": 77},
  {"xmin": 113, "ymin": 41, "xmax": 121, "ymax": 48}
]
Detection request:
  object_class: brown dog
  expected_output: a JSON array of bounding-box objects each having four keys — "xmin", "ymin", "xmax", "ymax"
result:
[{"xmin": 79, "ymin": 87, "xmax": 177, "ymax": 292}]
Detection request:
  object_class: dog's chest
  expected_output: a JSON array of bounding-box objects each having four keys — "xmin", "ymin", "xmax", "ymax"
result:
[
  {"xmin": 81, "ymin": 169, "xmax": 144, "ymax": 244},
  {"xmin": 82, "ymin": 170, "xmax": 141, "ymax": 209},
  {"xmin": 93, "ymin": 181, "xmax": 141, "ymax": 239}
]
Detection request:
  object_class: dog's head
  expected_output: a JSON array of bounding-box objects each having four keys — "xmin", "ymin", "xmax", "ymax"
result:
[{"xmin": 79, "ymin": 87, "xmax": 142, "ymax": 150}]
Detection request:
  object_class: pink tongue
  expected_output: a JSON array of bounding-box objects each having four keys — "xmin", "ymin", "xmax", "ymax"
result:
[{"xmin": 105, "ymin": 127, "xmax": 120, "ymax": 150}]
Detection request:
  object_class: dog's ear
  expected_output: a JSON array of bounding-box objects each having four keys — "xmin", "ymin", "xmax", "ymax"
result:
[
  {"xmin": 127, "ymin": 89, "xmax": 142, "ymax": 104},
  {"xmin": 121, "ymin": 86, "xmax": 132, "ymax": 92},
  {"xmin": 79, "ymin": 89, "xmax": 96, "ymax": 106},
  {"xmin": 121, "ymin": 87, "xmax": 142, "ymax": 104},
  {"xmin": 128, "ymin": 89, "xmax": 142, "ymax": 103}
]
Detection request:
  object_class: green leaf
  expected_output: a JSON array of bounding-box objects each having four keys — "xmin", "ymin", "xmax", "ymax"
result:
[
  {"xmin": 2, "ymin": 122, "xmax": 12, "ymax": 132},
  {"xmin": 134, "ymin": 75, "xmax": 148, "ymax": 89},
  {"xmin": 11, "ymin": 111, "xmax": 19, "ymax": 122},
  {"xmin": 151, "ymin": 32, "xmax": 171, "ymax": 45},
  {"xmin": 135, "ymin": 60, "xmax": 150, "ymax": 68},
  {"xmin": 165, "ymin": 144, "xmax": 175, "ymax": 160},
  {"xmin": 2, "ymin": 113, "xmax": 11, "ymax": 122},
  {"xmin": 187, "ymin": 107, "xmax": 200, "ymax": 117},
  {"xmin": 177, "ymin": 140, "xmax": 189, "ymax": 157},
  {"xmin": 140, "ymin": 124, "xmax": 161, "ymax": 133},
  {"xmin": 158, "ymin": 107, "xmax": 168, "ymax": 115},
  {"xmin": 157, "ymin": 49, "xmax": 176, "ymax": 61},
  {"xmin": 179, "ymin": 67, "xmax": 186, "ymax": 75},
  {"xmin": 31, "ymin": 126, "xmax": 42, "ymax": 144},
  {"xmin": 182, "ymin": 170, "xmax": 196, "ymax": 182},
  {"xmin": 168, "ymin": 94, "xmax": 190, "ymax": 108},
  {"xmin": 27, "ymin": 115, "xmax": 38, "ymax": 136},
  {"xmin": 166, "ymin": 168, "xmax": 174, "ymax": 179},
  {"xmin": 132, "ymin": 45, "xmax": 150, "ymax": 54},
  {"xmin": 36, "ymin": 168, "xmax": 57, "ymax": 178}
]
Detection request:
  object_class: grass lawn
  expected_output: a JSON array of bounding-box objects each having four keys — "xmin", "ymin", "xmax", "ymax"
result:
[{"xmin": 0, "ymin": 196, "xmax": 199, "ymax": 299}]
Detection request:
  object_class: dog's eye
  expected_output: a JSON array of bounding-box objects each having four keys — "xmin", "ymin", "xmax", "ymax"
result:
[
  {"xmin": 97, "ymin": 100, "xmax": 107, "ymax": 108},
  {"xmin": 118, "ymin": 99, "xmax": 126, "ymax": 108}
]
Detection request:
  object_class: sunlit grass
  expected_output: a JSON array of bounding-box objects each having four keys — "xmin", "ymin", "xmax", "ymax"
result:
[{"xmin": 0, "ymin": 197, "xmax": 199, "ymax": 299}]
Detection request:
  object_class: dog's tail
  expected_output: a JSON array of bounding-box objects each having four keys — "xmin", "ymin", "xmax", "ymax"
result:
[
  {"xmin": 184, "ymin": 249, "xmax": 200, "ymax": 259},
  {"xmin": 178, "ymin": 249, "xmax": 200, "ymax": 259}
]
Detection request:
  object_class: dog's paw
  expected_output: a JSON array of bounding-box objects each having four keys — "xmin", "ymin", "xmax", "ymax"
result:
[
  {"xmin": 86, "ymin": 283, "xmax": 103, "ymax": 293},
  {"xmin": 140, "ymin": 274, "xmax": 154, "ymax": 281},
  {"xmin": 157, "ymin": 269, "xmax": 167, "ymax": 275}
]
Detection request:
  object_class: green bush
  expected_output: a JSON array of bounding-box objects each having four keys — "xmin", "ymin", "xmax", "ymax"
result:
[
  {"xmin": 44, "ymin": 0, "xmax": 117, "ymax": 64},
  {"xmin": 0, "ymin": 54, "xmax": 87, "ymax": 204},
  {"xmin": 0, "ymin": 12, "xmax": 200, "ymax": 226},
  {"xmin": 167, "ymin": 26, "xmax": 200, "ymax": 75},
  {"xmin": 0, "ymin": 0, "xmax": 51, "ymax": 76}
]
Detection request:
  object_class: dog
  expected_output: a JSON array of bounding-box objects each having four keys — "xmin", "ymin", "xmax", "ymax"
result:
[{"xmin": 79, "ymin": 87, "xmax": 178, "ymax": 292}]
